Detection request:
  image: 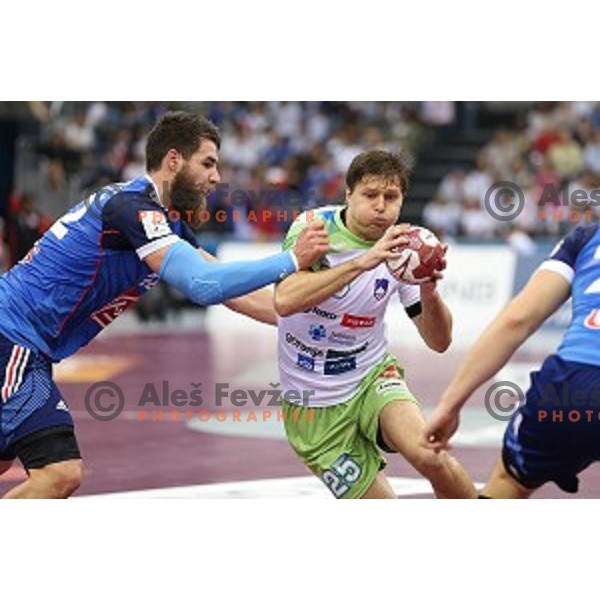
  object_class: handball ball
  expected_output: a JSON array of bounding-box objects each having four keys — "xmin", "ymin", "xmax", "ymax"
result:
[{"xmin": 386, "ymin": 227, "xmax": 445, "ymax": 284}]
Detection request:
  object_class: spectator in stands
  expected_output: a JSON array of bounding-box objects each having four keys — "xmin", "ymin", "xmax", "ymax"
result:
[
  {"xmin": 6, "ymin": 193, "xmax": 52, "ymax": 265},
  {"xmin": 420, "ymin": 101, "xmax": 456, "ymax": 126},
  {"xmin": 436, "ymin": 169, "xmax": 466, "ymax": 205},
  {"xmin": 459, "ymin": 197, "xmax": 498, "ymax": 239},
  {"xmin": 530, "ymin": 123, "xmax": 561, "ymax": 158},
  {"xmin": 63, "ymin": 110, "xmax": 95, "ymax": 154},
  {"xmin": 423, "ymin": 196, "xmax": 462, "ymax": 238},
  {"xmin": 464, "ymin": 153, "xmax": 493, "ymax": 206},
  {"xmin": 504, "ymin": 224, "xmax": 537, "ymax": 256},
  {"xmin": 21, "ymin": 100, "xmax": 600, "ymax": 250},
  {"xmin": 573, "ymin": 116, "xmax": 595, "ymax": 146},
  {"xmin": 583, "ymin": 129, "xmax": 600, "ymax": 176},
  {"xmin": 483, "ymin": 129, "xmax": 520, "ymax": 180},
  {"xmin": 548, "ymin": 128, "xmax": 584, "ymax": 181},
  {"xmin": 509, "ymin": 158, "xmax": 533, "ymax": 190}
]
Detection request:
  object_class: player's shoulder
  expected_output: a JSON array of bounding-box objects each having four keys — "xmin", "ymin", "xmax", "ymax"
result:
[
  {"xmin": 101, "ymin": 176, "xmax": 163, "ymax": 220},
  {"xmin": 563, "ymin": 223, "xmax": 599, "ymax": 247},
  {"xmin": 550, "ymin": 223, "xmax": 600, "ymax": 261},
  {"xmin": 119, "ymin": 176, "xmax": 153, "ymax": 194},
  {"xmin": 283, "ymin": 206, "xmax": 341, "ymax": 248},
  {"xmin": 89, "ymin": 176, "xmax": 150, "ymax": 204}
]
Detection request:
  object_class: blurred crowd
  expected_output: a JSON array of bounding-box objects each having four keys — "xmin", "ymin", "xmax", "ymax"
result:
[
  {"xmin": 423, "ymin": 101, "xmax": 600, "ymax": 250},
  {"xmin": 25, "ymin": 101, "xmax": 455, "ymax": 242},
  {"xmin": 12, "ymin": 100, "xmax": 600, "ymax": 266}
]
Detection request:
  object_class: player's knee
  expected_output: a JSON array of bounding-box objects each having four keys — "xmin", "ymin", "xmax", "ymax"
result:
[
  {"xmin": 414, "ymin": 449, "xmax": 450, "ymax": 480},
  {"xmin": 50, "ymin": 462, "xmax": 83, "ymax": 498},
  {"xmin": 35, "ymin": 461, "xmax": 83, "ymax": 498}
]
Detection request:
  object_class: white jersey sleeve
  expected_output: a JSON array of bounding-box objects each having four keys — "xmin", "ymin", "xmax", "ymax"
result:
[{"xmin": 398, "ymin": 283, "xmax": 421, "ymax": 311}]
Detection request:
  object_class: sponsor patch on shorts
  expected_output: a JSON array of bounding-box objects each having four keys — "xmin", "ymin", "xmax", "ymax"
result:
[{"xmin": 375, "ymin": 380, "xmax": 408, "ymax": 395}]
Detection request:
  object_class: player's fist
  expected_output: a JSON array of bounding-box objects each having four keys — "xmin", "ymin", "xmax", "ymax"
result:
[
  {"xmin": 421, "ymin": 405, "xmax": 460, "ymax": 453},
  {"xmin": 292, "ymin": 222, "xmax": 329, "ymax": 270}
]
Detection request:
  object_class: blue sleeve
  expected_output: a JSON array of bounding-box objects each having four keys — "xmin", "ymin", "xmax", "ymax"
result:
[{"xmin": 159, "ymin": 240, "xmax": 298, "ymax": 305}]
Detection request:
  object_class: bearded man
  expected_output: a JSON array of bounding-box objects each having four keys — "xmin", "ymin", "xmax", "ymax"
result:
[{"xmin": 0, "ymin": 111, "xmax": 328, "ymax": 498}]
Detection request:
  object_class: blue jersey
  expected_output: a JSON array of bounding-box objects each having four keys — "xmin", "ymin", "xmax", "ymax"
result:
[
  {"xmin": 0, "ymin": 176, "xmax": 198, "ymax": 362},
  {"xmin": 540, "ymin": 223, "xmax": 600, "ymax": 366}
]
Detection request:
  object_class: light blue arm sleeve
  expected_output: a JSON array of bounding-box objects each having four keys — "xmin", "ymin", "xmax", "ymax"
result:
[{"xmin": 158, "ymin": 241, "xmax": 298, "ymax": 305}]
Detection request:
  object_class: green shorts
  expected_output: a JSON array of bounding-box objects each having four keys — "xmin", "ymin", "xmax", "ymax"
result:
[{"xmin": 283, "ymin": 354, "xmax": 419, "ymax": 499}]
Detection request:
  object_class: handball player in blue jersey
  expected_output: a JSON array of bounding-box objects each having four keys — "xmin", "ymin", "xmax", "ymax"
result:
[
  {"xmin": 423, "ymin": 224, "xmax": 600, "ymax": 497},
  {"xmin": 0, "ymin": 111, "xmax": 328, "ymax": 498}
]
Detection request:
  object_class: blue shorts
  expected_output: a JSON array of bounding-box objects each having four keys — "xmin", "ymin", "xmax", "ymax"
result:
[
  {"xmin": 503, "ymin": 354, "xmax": 600, "ymax": 494},
  {"xmin": 0, "ymin": 333, "xmax": 75, "ymax": 460}
]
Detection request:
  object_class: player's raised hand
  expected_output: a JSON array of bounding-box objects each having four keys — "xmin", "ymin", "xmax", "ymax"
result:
[
  {"xmin": 292, "ymin": 222, "xmax": 330, "ymax": 270},
  {"xmin": 421, "ymin": 405, "xmax": 460, "ymax": 453},
  {"xmin": 355, "ymin": 224, "xmax": 411, "ymax": 271}
]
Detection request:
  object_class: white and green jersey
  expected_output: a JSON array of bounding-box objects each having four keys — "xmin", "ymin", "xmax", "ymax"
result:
[{"xmin": 278, "ymin": 206, "xmax": 421, "ymax": 408}]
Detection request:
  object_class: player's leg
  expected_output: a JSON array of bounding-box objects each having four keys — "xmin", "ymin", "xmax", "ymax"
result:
[
  {"xmin": 357, "ymin": 359, "xmax": 475, "ymax": 498},
  {"xmin": 0, "ymin": 343, "xmax": 83, "ymax": 499},
  {"xmin": 492, "ymin": 356, "xmax": 596, "ymax": 499},
  {"xmin": 479, "ymin": 457, "xmax": 535, "ymax": 499},
  {"xmin": 283, "ymin": 401, "xmax": 387, "ymax": 499},
  {"xmin": 2, "ymin": 427, "xmax": 83, "ymax": 499},
  {"xmin": 361, "ymin": 471, "xmax": 397, "ymax": 499},
  {"xmin": 4, "ymin": 462, "xmax": 82, "ymax": 499},
  {"xmin": 379, "ymin": 400, "xmax": 476, "ymax": 498}
]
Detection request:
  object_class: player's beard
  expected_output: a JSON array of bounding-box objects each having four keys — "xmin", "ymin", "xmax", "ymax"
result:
[{"xmin": 169, "ymin": 164, "xmax": 208, "ymax": 231}]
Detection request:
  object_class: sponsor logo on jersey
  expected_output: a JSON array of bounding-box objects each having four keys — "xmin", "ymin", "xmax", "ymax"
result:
[
  {"xmin": 297, "ymin": 354, "xmax": 315, "ymax": 372},
  {"xmin": 324, "ymin": 357, "xmax": 356, "ymax": 375},
  {"xmin": 308, "ymin": 324, "xmax": 327, "ymax": 341},
  {"xmin": 326, "ymin": 343, "xmax": 368, "ymax": 360},
  {"xmin": 373, "ymin": 278, "xmax": 389, "ymax": 301},
  {"xmin": 303, "ymin": 306, "xmax": 338, "ymax": 320},
  {"xmin": 91, "ymin": 292, "xmax": 141, "ymax": 328},
  {"xmin": 340, "ymin": 313, "xmax": 376, "ymax": 329},
  {"xmin": 285, "ymin": 333, "xmax": 324, "ymax": 358},
  {"xmin": 139, "ymin": 210, "xmax": 172, "ymax": 240},
  {"xmin": 328, "ymin": 331, "xmax": 357, "ymax": 346}
]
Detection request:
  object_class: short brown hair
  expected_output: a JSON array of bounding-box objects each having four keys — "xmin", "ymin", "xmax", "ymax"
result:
[
  {"xmin": 145, "ymin": 111, "xmax": 221, "ymax": 172},
  {"xmin": 346, "ymin": 149, "xmax": 412, "ymax": 194}
]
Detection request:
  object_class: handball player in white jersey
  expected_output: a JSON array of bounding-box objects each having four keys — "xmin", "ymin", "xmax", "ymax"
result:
[{"xmin": 275, "ymin": 150, "xmax": 476, "ymax": 499}]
